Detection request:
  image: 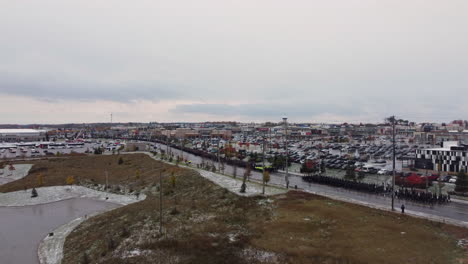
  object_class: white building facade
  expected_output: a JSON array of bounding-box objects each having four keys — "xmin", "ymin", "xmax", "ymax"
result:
[
  {"xmin": 0, "ymin": 129, "xmax": 47, "ymax": 142},
  {"xmin": 415, "ymin": 141, "xmax": 468, "ymax": 173}
]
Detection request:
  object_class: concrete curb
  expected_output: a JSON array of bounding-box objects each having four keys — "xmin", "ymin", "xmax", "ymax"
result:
[{"xmin": 130, "ymin": 151, "xmax": 468, "ymax": 228}]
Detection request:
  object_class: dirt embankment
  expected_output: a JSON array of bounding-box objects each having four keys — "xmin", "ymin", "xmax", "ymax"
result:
[
  {"xmin": 4, "ymin": 154, "xmax": 466, "ymax": 263},
  {"xmin": 0, "ymin": 154, "xmax": 169, "ymax": 193},
  {"xmin": 61, "ymin": 159, "xmax": 466, "ymax": 263}
]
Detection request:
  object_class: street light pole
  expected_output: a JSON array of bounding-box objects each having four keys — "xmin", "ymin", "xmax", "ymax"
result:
[
  {"xmin": 391, "ymin": 116, "xmax": 396, "ymax": 211},
  {"xmin": 165, "ymin": 133, "xmax": 169, "ymax": 157},
  {"xmin": 262, "ymin": 134, "xmax": 266, "ymax": 195},
  {"xmin": 159, "ymin": 171, "xmax": 163, "ymax": 235},
  {"xmin": 425, "ymin": 164, "xmax": 429, "ymax": 192},
  {"xmin": 217, "ymin": 138, "xmax": 221, "ymax": 173},
  {"xmin": 283, "ymin": 116, "xmax": 289, "ymax": 189}
]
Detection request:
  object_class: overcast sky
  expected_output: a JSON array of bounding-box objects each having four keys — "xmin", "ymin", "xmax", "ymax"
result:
[{"xmin": 1, "ymin": 0, "xmax": 467, "ymax": 124}]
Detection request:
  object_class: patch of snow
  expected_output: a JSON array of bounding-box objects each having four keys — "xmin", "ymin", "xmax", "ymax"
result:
[
  {"xmin": 38, "ymin": 214, "xmax": 91, "ymax": 264},
  {"xmin": 122, "ymin": 249, "xmax": 143, "ymax": 258},
  {"xmin": 34, "ymin": 187, "xmax": 143, "ymax": 264},
  {"xmin": 121, "ymin": 249, "xmax": 155, "ymax": 259},
  {"xmin": 0, "ymin": 164, "xmax": 33, "ymax": 185},
  {"xmin": 228, "ymin": 233, "xmax": 237, "ymax": 242},
  {"xmin": 0, "ymin": 185, "xmax": 145, "ymax": 207},
  {"xmin": 190, "ymin": 213, "xmax": 215, "ymax": 223},
  {"xmin": 196, "ymin": 170, "xmax": 285, "ymax": 197},
  {"xmin": 458, "ymin": 239, "xmax": 468, "ymax": 248},
  {"xmin": 257, "ymin": 198, "xmax": 274, "ymax": 206},
  {"xmin": 241, "ymin": 247, "xmax": 280, "ymax": 263}
]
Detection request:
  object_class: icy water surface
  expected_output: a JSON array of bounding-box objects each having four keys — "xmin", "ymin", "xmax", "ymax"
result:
[{"xmin": 0, "ymin": 198, "xmax": 118, "ymax": 264}]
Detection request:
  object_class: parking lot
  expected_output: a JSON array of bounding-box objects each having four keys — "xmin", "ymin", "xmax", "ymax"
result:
[{"xmin": 0, "ymin": 141, "xmax": 101, "ymax": 160}]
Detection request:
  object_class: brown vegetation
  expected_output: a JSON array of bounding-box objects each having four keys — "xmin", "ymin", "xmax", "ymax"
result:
[
  {"xmin": 0, "ymin": 154, "xmax": 171, "ymax": 193},
  {"xmin": 2, "ymin": 154, "xmax": 466, "ymax": 263}
]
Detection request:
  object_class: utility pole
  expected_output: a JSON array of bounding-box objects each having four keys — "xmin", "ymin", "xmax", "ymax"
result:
[
  {"xmin": 283, "ymin": 116, "xmax": 289, "ymax": 188},
  {"xmin": 217, "ymin": 137, "xmax": 222, "ymax": 173},
  {"xmin": 262, "ymin": 133, "xmax": 266, "ymax": 195},
  {"xmin": 165, "ymin": 133, "xmax": 169, "ymax": 157},
  {"xmin": 268, "ymin": 127, "xmax": 272, "ymax": 153},
  {"xmin": 159, "ymin": 171, "xmax": 163, "ymax": 235},
  {"xmin": 391, "ymin": 116, "xmax": 396, "ymax": 211},
  {"xmin": 180, "ymin": 138, "xmax": 183, "ymax": 162},
  {"xmin": 425, "ymin": 164, "xmax": 429, "ymax": 192}
]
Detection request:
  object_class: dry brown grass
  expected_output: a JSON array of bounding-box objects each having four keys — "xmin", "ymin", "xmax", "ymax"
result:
[
  {"xmin": 3, "ymin": 155, "xmax": 466, "ymax": 263},
  {"xmin": 62, "ymin": 165, "xmax": 264, "ymax": 264},
  {"xmin": 250, "ymin": 191, "xmax": 466, "ymax": 264},
  {"xmin": 0, "ymin": 154, "xmax": 172, "ymax": 193}
]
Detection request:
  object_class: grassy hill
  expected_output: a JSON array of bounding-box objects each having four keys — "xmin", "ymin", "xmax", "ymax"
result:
[{"xmin": 3, "ymin": 154, "xmax": 467, "ymax": 263}]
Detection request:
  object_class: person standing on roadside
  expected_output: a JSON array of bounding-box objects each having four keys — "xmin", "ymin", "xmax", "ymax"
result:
[{"xmin": 401, "ymin": 204, "xmax": 405, "ymax": 214}]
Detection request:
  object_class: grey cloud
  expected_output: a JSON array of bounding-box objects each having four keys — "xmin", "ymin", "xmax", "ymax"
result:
[
  {"xmin": 1, "ymin": 0, "xmax": 468, "ymax": 123},
  {"xmin": 172, "ymin": 102, "xmax": 363, "ymax": 119},
  {"xmin": 0, "ymin": 73, "xmax": 182, "ymax": 102}
]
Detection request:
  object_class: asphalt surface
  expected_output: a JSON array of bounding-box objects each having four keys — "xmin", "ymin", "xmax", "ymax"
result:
[{"xmin": 154, "ymin": 142, "xmax": 468, "ymax": 224}]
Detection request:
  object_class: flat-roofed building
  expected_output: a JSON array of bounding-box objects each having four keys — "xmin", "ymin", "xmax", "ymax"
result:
[
  {"xmin": 415, "ymin": 141, "xmax": 468, "ymax": 173},
  {"xmin": 0, "ymin": 129, "xmax": 47, "ymax": 142}
]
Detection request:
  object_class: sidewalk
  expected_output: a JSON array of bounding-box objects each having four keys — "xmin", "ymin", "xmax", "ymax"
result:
[
  {"xmin": 135, "ymin": 152, "xmax": 286, "ymax": 197},
  {"xmin": 134, "ymin": 151, "xmax": 468, "ymax": 228},
  {"xmin": 279, "ymin": 170, "xmax": 468, "ymax": 206}
]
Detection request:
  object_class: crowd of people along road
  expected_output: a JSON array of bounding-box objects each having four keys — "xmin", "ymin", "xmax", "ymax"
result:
[{"xmin": 302, "ymin": 175, "xmax": 451, "ymax": 205}]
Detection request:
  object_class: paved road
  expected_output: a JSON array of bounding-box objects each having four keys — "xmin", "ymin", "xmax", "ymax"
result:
[{"xmin": 152, "ymin": 142, "xmax": 468, "ymax": 224}]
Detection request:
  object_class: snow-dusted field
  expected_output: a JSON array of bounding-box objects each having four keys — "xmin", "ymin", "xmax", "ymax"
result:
[
  {"xmin": 0, "ymin": 185, "xmax": 145, "ymax": 207},
  {"xmin": 0, "ymin": 164, "xmax": 33, "ymax": 185}
]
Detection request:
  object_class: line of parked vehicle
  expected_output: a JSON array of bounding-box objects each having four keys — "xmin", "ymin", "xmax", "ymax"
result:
[
  {"xmin": 0, "ymin": 141, "xmax": 97, "ymax": 159},
  {"xmin": 321, "ymin": 156, "xmax": 390, "ymax": 175}
]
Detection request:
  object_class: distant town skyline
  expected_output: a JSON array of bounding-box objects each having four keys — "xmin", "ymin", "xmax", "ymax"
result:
[{"xmin": 1, "ymin": 0, "xmax": 467, "ymax": 124}]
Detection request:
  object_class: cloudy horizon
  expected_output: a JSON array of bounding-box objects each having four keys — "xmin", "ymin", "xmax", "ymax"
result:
[{"xmin": 1, "ymin": 0, "xmax": 467, "ymax": 124}]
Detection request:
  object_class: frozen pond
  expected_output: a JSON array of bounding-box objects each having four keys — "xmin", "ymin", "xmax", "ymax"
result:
[{"xmin": 0, "ymin": 198, "xmax": 118, "ymax": 264}]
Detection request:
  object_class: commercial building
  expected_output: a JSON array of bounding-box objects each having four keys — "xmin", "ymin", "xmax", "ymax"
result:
[
  {"xmin": 0, "ymin": 129, "xmax": 47, "ymax": 142},
  {"xmin": 414, "ymin": 130, "xmax": 468, "ymax": 145},
  {"xmin": 415, "ymin": 141, "xmax": 468, "ymax": 173}
]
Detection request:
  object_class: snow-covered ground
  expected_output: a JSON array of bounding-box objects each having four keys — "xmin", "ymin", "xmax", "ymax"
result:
[
  {"xmin": 0, "ymin": 185, "xmax": 145, "ymax": 207},
  {"xmin": 0, "ymin": 164, "xmax": 32, "ymax": 185}
]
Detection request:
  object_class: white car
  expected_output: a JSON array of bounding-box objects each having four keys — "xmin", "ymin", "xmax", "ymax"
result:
[
  {"xmin": 377, "ymin": 169, "xmax": 388, "ymax": 175},
  {"xmin": 448, "ymin": 177, "xmax": 457, "ymax": 183}
]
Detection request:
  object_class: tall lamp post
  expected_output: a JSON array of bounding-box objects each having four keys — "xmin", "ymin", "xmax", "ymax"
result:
[
  {"xmin": 389, "ymin": 115, "xmax": 397, "ymax": 211},
  {"xmin": 283, "ymin": 116, "xmax": 289, "ymax": 188},
  {"xmin": 262, "ymin": 133, "xmax": 266, "ymax": 195}
]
